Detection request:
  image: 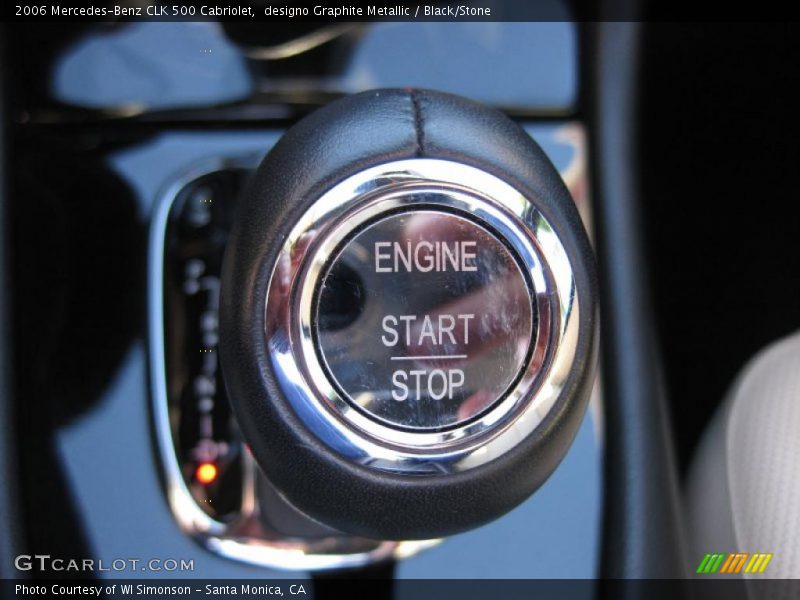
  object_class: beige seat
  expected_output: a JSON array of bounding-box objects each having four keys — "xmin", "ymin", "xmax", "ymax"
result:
[{"xmin": 686, "ymin": 331, "xmax": 800, "ymax": 594}]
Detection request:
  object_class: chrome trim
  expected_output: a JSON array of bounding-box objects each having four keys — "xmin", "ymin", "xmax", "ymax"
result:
[
  {"xmin": 239, "ymin": 24, "xmax": 361, "ymax": 61},
  {"xmin": 266, "ymin": 159, "xmax": 580, "ymax": 474},
  {"xmin": 147, "ymin": 157, "xmax": 438, "ymax": 572}
]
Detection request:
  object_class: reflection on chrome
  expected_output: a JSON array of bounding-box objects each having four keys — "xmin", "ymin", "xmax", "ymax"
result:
[
  {"xmin": 149, "ymin": 158, "xmax": 439, "ymax": 571},
  {"xmin": 149, "ymin": 128, "xmax": 591, "ymax": 571},
  {"xmin": 240, "ymin": 24, "xmax": 361, "ymax": 61},
  {"xmin": 266, "ymin": 159, "xmax": 580, "ymax": 474},
  {"xmin": 315, "ymin": 210, "xmax": 534, "ymax": 431}
]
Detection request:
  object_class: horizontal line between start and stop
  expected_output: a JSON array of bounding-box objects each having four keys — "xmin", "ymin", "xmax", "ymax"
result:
[{"xmin": 389, "ymin": 355, "xmax": 468, "ymax": 361}]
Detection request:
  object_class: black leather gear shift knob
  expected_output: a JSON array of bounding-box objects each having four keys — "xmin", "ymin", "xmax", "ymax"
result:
[{"xmin": 220, "ymin": 89, "xmax": 598, "ymax": 540}]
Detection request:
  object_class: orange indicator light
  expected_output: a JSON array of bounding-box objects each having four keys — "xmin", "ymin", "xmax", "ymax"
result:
[{"xmin": 195, "ymin": 462, "xmax": 218, "ymax": 485}]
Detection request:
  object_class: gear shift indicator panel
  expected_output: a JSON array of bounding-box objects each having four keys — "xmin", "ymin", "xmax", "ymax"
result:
[{"xmin": 315, "ymin": 210, "xmax": 534, "ymax": 431}]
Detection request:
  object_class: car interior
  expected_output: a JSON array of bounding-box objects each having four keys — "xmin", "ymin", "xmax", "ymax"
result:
[{"xmin": 1, "ymin": 6, "xmax": 798, "ymax": 600}]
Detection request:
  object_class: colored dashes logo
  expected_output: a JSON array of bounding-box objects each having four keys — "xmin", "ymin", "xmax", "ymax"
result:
[{"xmin": 696, "ymin": 552, "xmax": 773, "ymax": 574}]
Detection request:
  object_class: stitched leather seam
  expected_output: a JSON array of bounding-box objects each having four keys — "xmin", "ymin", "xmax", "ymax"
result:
[{"xmin": 410, "ymin": 89, "xmax": 425, "ymax": 157}]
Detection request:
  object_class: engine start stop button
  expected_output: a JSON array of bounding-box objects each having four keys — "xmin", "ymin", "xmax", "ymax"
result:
[{"xmin": 314, "ymin": 209, "xmax": 535, "ymax": 431}]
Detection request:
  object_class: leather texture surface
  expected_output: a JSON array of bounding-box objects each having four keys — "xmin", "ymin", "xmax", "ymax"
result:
[
  {"xmin": 589, "ymin": 19, "xmax": 688, "ymax": 582},
  {"xmin": 687, "ymin": 331, "xmax": 800, "ymax": 587},
  {"xmin": 220, "ymin": 89, "xmax": 598, "ymax": 540}
]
